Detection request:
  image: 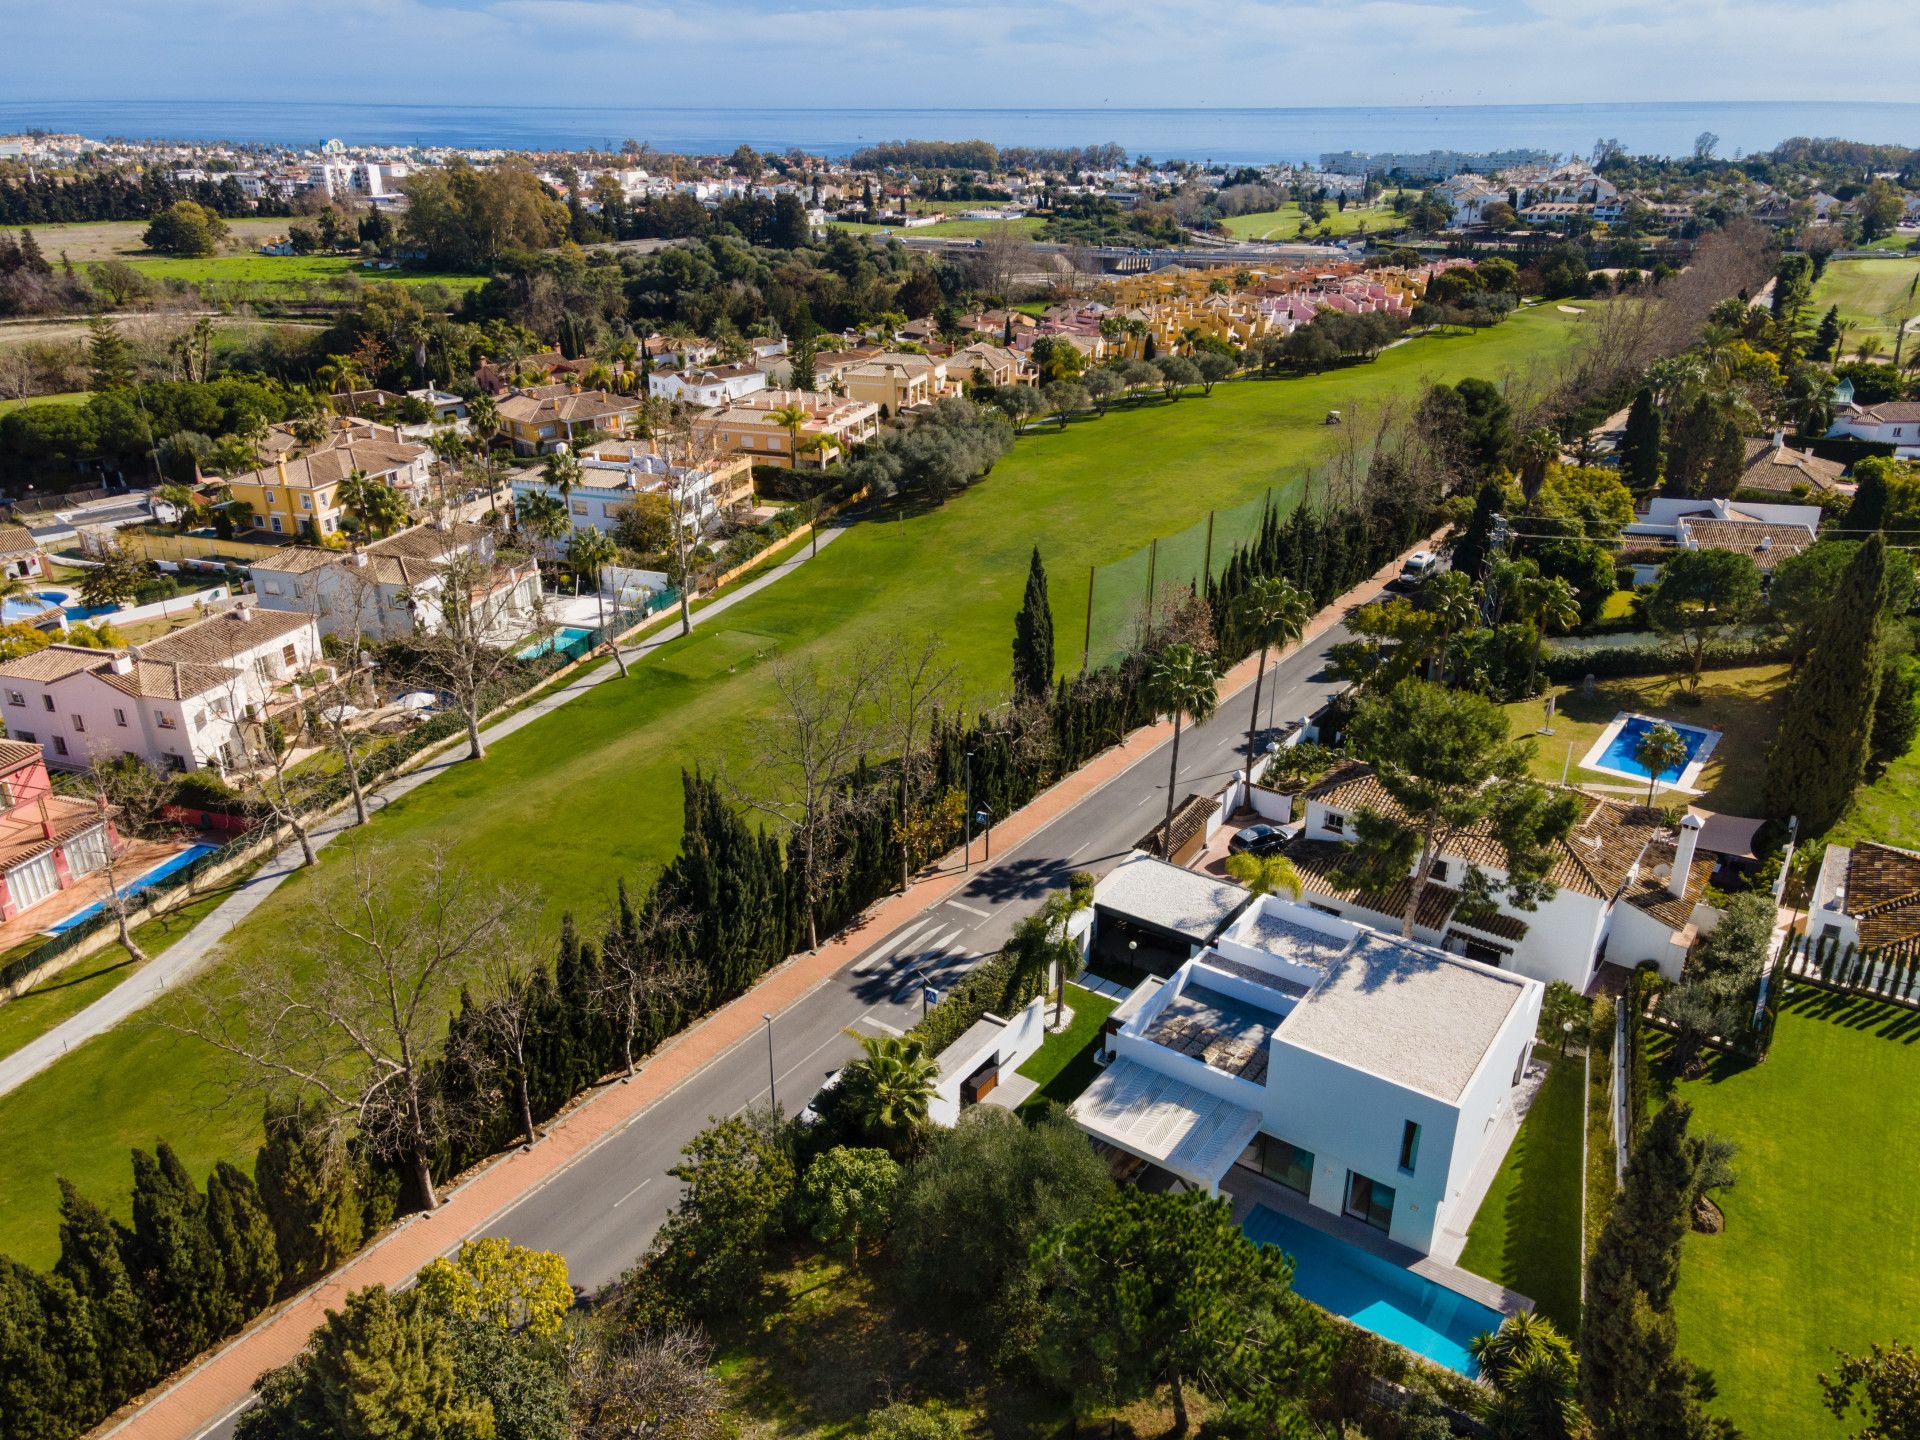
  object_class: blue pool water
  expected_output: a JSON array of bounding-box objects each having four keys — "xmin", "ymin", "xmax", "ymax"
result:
[
  {"xmin": 1595, "ymin": 715, "xmax": 1717, "ymax": 782},
  {"xmin": 516, "ymin": 626, "xmax": 594, "ymax": 661},
  {"xmin": 45, "ymin": 844, "xmax": 220, "ymax": 934},
  {"xmin": 1242, "ymin": 1203, "xmax": 1503, "ymax": 1376}
]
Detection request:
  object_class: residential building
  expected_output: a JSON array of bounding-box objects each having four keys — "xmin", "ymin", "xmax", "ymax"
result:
[
  {"xmin": 1809, "ymin": 840, "xmax": 1920, "ymax": 954},
  {"xmin": 0, "ymin": 738, "xmax": 117, "ymax": 920},
  {"xmin": 518, "ymin": 442, "xmax": 754, "ymax": 537},
  {"xmin": 0, "ymin": 525, "xmax": 47, "ymax": 582},
  {"xmin": 690, "ymin": 391, "xmax": 880, "ymax": 468},
  {"xmin": 842, "ymin": 353, "xmax": 953, "ymax": 414},
  {"xmin": 1738, "ymin": 434, "xmax": 1850, "ymax": 497},
  {"xmin": 1074, "ymin": 869, "xmax": 1542, "ymax": 1257},
  {"xmin": 221, "ymin": 443, "xmax": 429, "ymax": 540},
  {"xmin": 646, "ymin": 363, "xmax": 769, "ymax": 408},
  {"xmin": 1828, "ymin": 400, "xmax": 1920, "ymax": 459},
  {"xmin": 248, "ymin": 522, "xmax": 542, "ymax": 644},
  {"xmin": 1619, "ymin": 496, "xmax": 1822, "ymax": 584},
  {"xmin": 1279, "ymin": 762, "xmax": 1721, "ymax": 988},
  {"xmin": 0, "ymin": 603, "xmax": 324, "ymax": 773},
  {"xmin": 942, "ymin": 343, "xmax": 1035, "ymax": 390},
  {"xmin": 496, "ymin": 388, "xmax": 643, "ymax": 456}
]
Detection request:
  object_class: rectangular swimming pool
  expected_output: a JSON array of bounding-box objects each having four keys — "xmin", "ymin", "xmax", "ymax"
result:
[
  {"xmin": 1242, "ymin": 1203, "xmax": 1503, "ymax": 1376},
  {"xmin": 1582, "ymin": 712, "xmax": 1720, "ymax": 786},
  {"xmin": 516, "ymin": 626, "xmax": 594, "ymax": 661},
  {"xmin": 44, "ymin": 843, "xmax": 221, "ymax": 935}
]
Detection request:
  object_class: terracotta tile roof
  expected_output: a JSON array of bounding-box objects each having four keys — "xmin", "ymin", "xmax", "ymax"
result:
[
  {"xmin": 0, "ymin": 524, "xmax": 41, "ymax": 557},
  {"xmin": 99, "ymin": 657, "xmax": 240, "ymax": 701},
  {"xmin": 1678, "ymin": 518, "xmax": 1815, "ymax": 571},
  {"xmin": 1134, "ymin": 793, "xmax": 1221, "ymax": 857},
  {"xmin": 497, "ymin": 390, "xmax": 638, "ymax": 426},
  {"xmin": 1282, "ymin": 837, "xmax": 1460, "ymax": 932},
  {"xmin": 141, "ymin": 606, "xmax": 314, "ymax": 668},
  {"xmin": 250, "ymin": 547, "xmax": 341, "ymax": 576},
  {"xmin": 1623, "ymin": 839, "xmax": 1716, "ymax": 930},
  {"xmin": 226, "ymin": 441, "xmax": 425, "ymax": 491},
  {"xmin": 1841, "ymin": 842, "xmax": 1920, "ymax": 949},
  {"xmin": 1303, "ymin": 760, "xmax": 1662, "ymax": 900},
  {"xmin": 1854, "ymin": 402, "xmax": 1920, "ymax": 425},
  {"xmin": 0, "ymin": 794, "xmax": 104, "ymax": 873},
  {"xmin": 0, "ymin": 737, "xmax": 44, "ymax": 772},
  {"xmin": 1740, "ymin": 440, "xmax": 1847, "ymax": 494}
]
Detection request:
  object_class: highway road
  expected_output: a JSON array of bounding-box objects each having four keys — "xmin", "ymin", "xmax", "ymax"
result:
[{"xmin": 479, "ymin": 620, "xmax": 1354, "ymax": 1292}]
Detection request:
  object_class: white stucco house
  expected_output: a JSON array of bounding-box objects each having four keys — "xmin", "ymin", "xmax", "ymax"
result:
[
  {"xmin": 1808, "ymin": 839, "xmax": 1920, "ymax": 956},
  {"xmin": 1073, "ymin": 872, "xmax": 1542, "ymax": 1258},
  {"xmin": 1827, "ymin": 400, "xmax": 1920, "ymax": 460},
  {"xmin": 512, "ymin": 444, "xmax": 755, "ymax": 542},
  {"xmin": 647, "ymin": 363, "xmax": 769, "ymax": 408},
  {"xmin": 1280, "ymin": 762, "xmax": 1721, "ymax": 989},
  {"xmin": 0, "ymin": 603, "xmax": 323, "ymax": 773}
]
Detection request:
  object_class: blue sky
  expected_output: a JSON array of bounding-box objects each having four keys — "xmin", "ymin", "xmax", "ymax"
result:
[{"xmin": 10, "ymin": 0, "xmax": 1919, "ymax": 108}]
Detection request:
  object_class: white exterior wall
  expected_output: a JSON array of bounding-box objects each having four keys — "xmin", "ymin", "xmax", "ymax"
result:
[
  {"xmin": 647, "ymin": 370, "xmax": 769, "ymax": 406},
  {"xmin": 1434, "ymin": 983, "xmax": 1540, "ymax": 1236},
  {"xmin": 928, "ymin": 995, "xmax": 1048, "ymax": 1127}
]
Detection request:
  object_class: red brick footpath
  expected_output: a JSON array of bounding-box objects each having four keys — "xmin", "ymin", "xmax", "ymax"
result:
[{"xmin": 100, "ymin": 539, "xmax": 1424, "ymax": 1440}]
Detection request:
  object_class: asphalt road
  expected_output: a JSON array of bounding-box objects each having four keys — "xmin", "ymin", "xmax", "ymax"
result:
[{"xmin": 479, "ymin": 620, "xmax": 1354, "ymax": 1292}]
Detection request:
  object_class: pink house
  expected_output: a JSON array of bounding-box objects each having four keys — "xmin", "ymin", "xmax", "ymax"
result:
[{"xmin": 0, "ymin": 739, "xmax": 117, "ymax": 920}]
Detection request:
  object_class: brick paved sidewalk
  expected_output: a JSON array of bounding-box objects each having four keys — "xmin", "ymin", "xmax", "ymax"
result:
[{"xmin": 101, "ymin": 538, "xmax": 1423, "ymax": 1440}]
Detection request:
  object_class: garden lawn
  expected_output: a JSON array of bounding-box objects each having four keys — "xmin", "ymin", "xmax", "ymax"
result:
[
  {"xmin": 0, "ymin": 304, "xmax": 1590, "ymax": 1268},
  {"xmin": 1498, "ymin": 663, "xmax": 1789, "ymax": 816},
  {"xmin": 114, "ymin": 254, "xmax": 487, "ymax": 296},
  {"xmin": 1456, "ymin": 1057, "xmax": 1584, "ymax": 1334},
  {"xmin": 1809, "ymin": 255, "xmax": 1920, "ymax": 356},
  {"xmin": 0, "ymin": 390, "xmax": 88, "ymax": 414},
  {"xmin": 1014, "ymin": 985, "xmax": 1117, "ymax": 1114},
  {"xmin": 1220, "ymin": 198, "xmax": 1408, "ymax": 242},
  {"xmin": 15, "ymin": 218, "xmax": 290, "ymax": 263},
  {"xmin": 1666, "ymin": 990, "xmax": 1920, "ymax": 1438},
  {"xmin": 1833, "ymin": 725, "xmax": 1920, "ymax": 852}
]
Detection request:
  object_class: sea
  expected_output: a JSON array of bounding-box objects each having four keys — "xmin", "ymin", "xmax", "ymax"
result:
[{"xmin": 1, "ymin": 100, "xmax": 1917, "ymax": 165}]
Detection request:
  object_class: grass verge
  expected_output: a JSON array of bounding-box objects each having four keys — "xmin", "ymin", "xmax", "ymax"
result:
[{"xmin": 1014, "ymin": 986, "xmax": 1118, "ymax": 1115}]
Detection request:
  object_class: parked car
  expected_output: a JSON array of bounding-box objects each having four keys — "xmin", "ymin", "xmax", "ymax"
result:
[
  {"xmin": 1395, "ymin": 550, "xmax": 1440, "ymax": 588},
  {"xmin": 797, "ymin": 1066, "xmax": 848, "ymax": 1127},
  {"xmin": 1229, "ymin": 823, "xmax": 1287, "ymax": 857}
]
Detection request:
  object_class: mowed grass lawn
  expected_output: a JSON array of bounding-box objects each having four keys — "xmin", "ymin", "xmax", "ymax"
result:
[
  {"xmin": 1220, "ymin": 198, "xmax": 1408, "ymax": 242},
  {"xmin": 1809, "ymin": 255, "xmax": 1920, "ymax": 355},
  {"xmin": 1498, "ymin": 664, "xmax": 1790, "ymax": 815},
  {"xmin": 1666, "ymin": 991, "xmax": 1920, "ymax": 1437},
  {"xmin": 1457, "ymin": 1057, "xmax": 1584, "ymax": 1334},
  {"xmin": 0, "ymin": 390, "xmax": 88, "ymax": 414},
  {"xmin": 1015, "ymin": 986, "xmax": 1118, "ymax": 1115},
  {"xmin": 0, "ymin": 304, "xmax": 1589, "ymax": 1267},
  {"xmin": 118, "ymin": 255, "xmax": 488, "ymax": 295}
]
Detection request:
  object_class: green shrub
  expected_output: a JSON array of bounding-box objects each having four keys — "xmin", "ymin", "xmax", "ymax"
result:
[{"xmin": 1541, "ymin": 635, "xmax": 1791, "ymax": 683}]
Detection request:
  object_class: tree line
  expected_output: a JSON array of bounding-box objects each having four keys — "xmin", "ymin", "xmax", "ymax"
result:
[{"xmin": 0, "ymin": 167, "xmax": 292, "ymax": 227}]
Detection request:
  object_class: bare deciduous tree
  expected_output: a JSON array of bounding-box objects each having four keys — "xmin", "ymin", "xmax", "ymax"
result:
[
  {"xmin": 730, "ymin": 656, "xmax": 882, "ymax": 951},
  {"xmin": 78, "ymin": 750, "xmax": 180, "ymax": 964},
  {"xmin": 881, "ymin": 632, "xmax": 958, "ymax": 891},
  {"xmin": 169, "ymin": 847, "xmax": 522, "ymax": 1210},
  {"xmin": 593, "ymin": 894, "xmax": 695, "ymax": 1080},
  {"xmin": 405, "ymin": 540, "xmax": 548, "ymax": 761},
  {"xmin": 462, "ymin": 900, "xmax": 550, "ymax": 1149},
  {"xmin": 568, "ymin": 1321, "xmax": 728, "ymax": 1440}
]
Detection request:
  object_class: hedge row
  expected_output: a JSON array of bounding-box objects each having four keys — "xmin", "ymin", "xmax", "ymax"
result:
[{"xmin": 1541, "ymin": 635, "xmax": 1793, "ymax": 684}]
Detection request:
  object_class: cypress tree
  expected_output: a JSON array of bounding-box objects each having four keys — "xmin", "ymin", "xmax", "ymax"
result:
[
  {"xmin": 126, "ymin": 1143, "xmax": 227, "ymax": 1367},
  {"xmin": 0, "ymin": 1257, "xmax": 99, "ymax": 1440},
  {"xmin": 1606, "ymin": 1099, "xmax": 1700, "ymax": 1309},
  {"xmin": 1847, "ymin": 456, "xmax": 1893, "ymax": 533},
  {"xmin": 1766, "ymin": 533, "xmax": 1889, "ymax": 832},
  {"xmin": 1813, "ymin": 304, "xmax": 1842, "ymax": 361},
  {"xmin": 1012, "ymin": 546, "xmax": 1055, "ymax": 701},
  {"xmin": 1620, "ymin": 386, "xmax": 1662, "ymax": 491},
  {"xmin": 204, "ymin": 1162, "xmax": 282, "ymax": 1328},
  {"xmin": 255, "ymin": 1098, "xmax": 364, "ymax": 1289},
  {"xmin": 17, "ymin": 227, "xmax": 51, "ymax": 276},
  {"xmin": 55, "ymin": 1178, "xmax": 157, "ymax": 1401},
  {"xmin": 1448, "ymin": 479, "xmax": 1504, "ymax": 584}
]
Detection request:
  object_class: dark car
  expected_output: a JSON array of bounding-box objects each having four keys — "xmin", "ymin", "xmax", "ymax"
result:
[{"xmin": 1229, "ymin": 824, "xmax": 1287, "ymax": 857}]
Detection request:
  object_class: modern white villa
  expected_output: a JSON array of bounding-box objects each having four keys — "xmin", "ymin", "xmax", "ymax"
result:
[{"xmin": 1072, "ymin": 858, "xmax": 1542, "ymax": 1260}]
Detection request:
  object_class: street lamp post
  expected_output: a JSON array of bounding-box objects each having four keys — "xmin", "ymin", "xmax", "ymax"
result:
[
  {"xmin": 762, "ymin": 1012, "xmax": 777, "ymax": 1113},
  {"xmin": 964, "ymin": 750, "xmax": 976, "ymax": 870}
]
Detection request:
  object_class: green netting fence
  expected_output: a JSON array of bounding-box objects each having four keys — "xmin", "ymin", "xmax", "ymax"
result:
[{"xmin": 1078, "ymin": 484, "xmax": 1297, "ymax": 671}]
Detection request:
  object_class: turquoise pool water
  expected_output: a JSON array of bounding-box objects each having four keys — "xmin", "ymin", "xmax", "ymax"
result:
[
  {"xmin": 1242, "ymin": 1203, "xmax": 1502, "ymax": 1376},
  {"xmin": 1595, "ymin": 715, "xmax": 1717, "ymax": 782},
  {"xmin": 45, "ymin": 843, "xmax": 221, "ymax": 934},
  {"xmin": 516, "ymin": 626, "xmax": 594, "ymax": 660}
]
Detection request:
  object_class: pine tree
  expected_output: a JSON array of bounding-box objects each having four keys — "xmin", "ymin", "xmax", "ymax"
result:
[
  {"xmin": 125, "ymin": 1143, "xmax": 228, "ymax": 1367},
  {"xmin": 205, "ymin": 1161, "xmax": 282, "ymax": 1327},
  {"xmin": 1813, "ymin": 305, "xmax": 1843, "ymax": 362},
  {"xmin": 254, "ymin": 1098, "xmax": 365, "ymax": 1289},
  {"xmin": 85, "ymin": 315, "xmax": 136, "ymax": 392},
  {"xmin": 1605, "ymin": 1099, "xmax": 1700, "ymax": 1309},
  {"xmin": 16, "ymin": 227, "xmax": 51, "ymax": 276},
  {"xmin": 1621, "ymin": 386, "xmax": 1663, "ymax": 491},
  {"xmin": 55, "ymin": 1178, "xmax": 157, "ymax": 1402},
  {"xmin": 1012, "ymin": 546, "xmax": 1055, "ymax": 700},
  {"xmin": 1766, "ymin": 533, "xmax": 1890, "ymax": 832},
  {"xmin": 1448, "ymin": 479, "xmax": 1504, "ymax": 584}
]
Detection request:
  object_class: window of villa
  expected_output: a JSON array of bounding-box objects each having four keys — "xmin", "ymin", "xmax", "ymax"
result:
[
  {"xmin": 1249, "ymin": 1136, "xmax": 1315, "ymax": 1195},
  {"xmin": 51, "ymin": 736, "xmax": 67, "ymax": 757},
  {"xmin": 1429, "ymin": 859, "xmax": 1449, "ymax": 883},
  {"xmin": 1345, "ymin": 1172, "xmax": 1395, "ymax": 1233},
  {"xmin": 4, "ymin": 690, "xmax": 21, "ymax": 706},
  {"xmin": 271, "ymin": 516, "xmax": 283, "ymax": 533},
  {"xmin": 41, "ymin": 695, "xmax": 53, "ymax": 712},
  {"xmin": 1324, "ymin": 810, "xmax": 1346, "ymax": 834},
  {"xmin": 1399, "ymin": 1121, "xmax": 1421, "ymax": 1174},
  {"xmin": 156, "ymin": 712, "xmax": 177, "ymax": 730},
  {"xmin": 265, "ymin": 489, "xmax": 275, "ymax": 502},
  {"xmin": 301, "ymin": 495, "xmax": 312, "ymax": 509},
  {"xmin": 1310, "ymin": 902, "xmax": 1340, "ymax": 917},
  {"xmin": 113, "ymin": 709, "xmax": 127, "ymax": 727},
  {"xmin": 70, "ymin": 715, "xmax": 84, "ymax": 733},
  {"xmin": 13, "ymin": 730, "xmax": 34, "ymax": 743}
]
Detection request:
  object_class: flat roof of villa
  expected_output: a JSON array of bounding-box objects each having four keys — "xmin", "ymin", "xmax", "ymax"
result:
[
  {"xmin": 1277, "ymin": 931, "xmax": 1530, "ymax": 1102},
  {"xmin": 1070, "ymin": 1057, "xmax": 1263, "ymax": 1187},
  {"xmin": 1095, "ymin": 852, "xmax": 1250, "ymax": 941}
]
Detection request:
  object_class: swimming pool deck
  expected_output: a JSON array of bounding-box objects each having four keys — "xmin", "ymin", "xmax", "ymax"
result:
[
  {"xmin": 1578, "ymin": 711, "xmax": 1720, "ymax": 795},
  {"xmin": 1221, "ymin": 1166, "xmax": 1534, "ymax": 1318},
  {"xmin": 0, "ymin": 836, "xmax": 186, "ymax": 955}
]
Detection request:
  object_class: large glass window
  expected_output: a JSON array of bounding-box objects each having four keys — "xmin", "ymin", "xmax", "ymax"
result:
[
  {"xmin": 1345, "ymin": 1171, "xmax": 1396, "ymax": 1232},
  {"xmin": 1399, "ymin": 1121, "xmax": 1422, "ymax": 1174},
  {"xmin": 1237, "ymin": 1135, "xmax": 1315, "ymax": 1196}
]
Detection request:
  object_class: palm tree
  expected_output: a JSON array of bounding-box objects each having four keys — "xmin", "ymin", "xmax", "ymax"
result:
[
  {"xmin": 1521, "ymin": 574, "xmax": 1581, "ymax": 695},
  {"xmin": 541, "ymin": 447, "xmax": 583, "ymax": 510},
  {"xmin": 1225, "ymin": 850, "xmax": 1304, "ymax": 901},
  {"xmin": 1045, "ymin": 871, "xmax": 1096, "ymax": 1026},
  {"xmin": 1233, "ymin": 576, "xmax": 1311, "ymax": 776},
  {"xmin": 767, "ymin": 403, "xmax": 810, "ymax": 465},
  {"xmin": 838, "ymin": 1031, "xmax": 938, "ymax": 1155},
  {"xmin": 1146, "ymin": 644, "xmax": 1221, "ymax": 860},
  {"xmin": 1469, "ymin": 1312, "xmax": 1582, "ymax": 1440},
  {"xmin": 1424, "ymin": 570, "xmax": 1481, "ymax": 685},
  {"xmin": 567, "ymin": 527, "xmax": 626, "ymax": 676},
  {"xmin": 336, "ymin": 470, "xmax": 407, "ymax": 540},
  {"xmin": 1635, "ymin": 721, "xmax": 1691, "ymax": 807},
  {"xmin": 515, "ymin": 490, "xmax": 569, "ymax": 553}
]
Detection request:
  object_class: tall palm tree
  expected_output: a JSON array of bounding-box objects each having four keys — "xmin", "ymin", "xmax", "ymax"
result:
[
  {"xmin": 838, "ymin": 1031, "xmax": 938, "ymax": 1155},
  {"xmin": 567, "ymin": 527, "xmax": 626, "ymax": 676},
  {"xmin": 1046, "ymin": 870, "xmax": 1096, "ymax": 1026},
  {"xmin": 1521, "ymin": 573, "xmax": 1581, "ymax": 696},
  {"xmin": 1424, "ymin": 571, "xmax": 1481, "ymax": 685},
  {"xmin": 767, "ymin": 403, "xmax": 810, "ymax": 465},
  {"xmin": 1146, "ymin": 644, "xmax": 1221, "ymax": 860},
  {"xmin": 1225, "ymin": 850, "xmax": 1304, "ymax": 901},
  {"xmin": 515, "ymin": 490, "xmax": 569, "ymax": 552},
  {"xmin": 541, "ymin": 447, "xmax": 583, "ymax": 510},
  {"xmin": 1233, "ymin": 576, "xmax": 1311, "ymax": 776}
]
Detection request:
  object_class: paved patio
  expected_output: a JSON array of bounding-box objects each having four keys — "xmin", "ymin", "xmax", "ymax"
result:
[{"xmin": 0, "ymin": 836, "xmax": 187, "ymax": 956}]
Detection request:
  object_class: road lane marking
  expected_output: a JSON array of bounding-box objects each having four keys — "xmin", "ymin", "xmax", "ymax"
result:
[
  {"xmin": 851, "ymin": 916, "xmax": 934, "ymax": 973},
  {"xmin": 611, "ymin": 1177, "xmax": 653, "ymax": 1208},
  {"xmin": 946, "ymin": 900, "xmax": 991, "ymax": 918}
]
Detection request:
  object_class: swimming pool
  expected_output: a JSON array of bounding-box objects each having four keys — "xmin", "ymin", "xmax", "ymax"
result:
[
  {"xmin": 0, "ymin": 591, "xmax": 67, "ymax": 624},
  {"xmin": 44, "ymin": 843, "xmax": 221, "ymax": 935},
  {"xmin": 516, "ymin": 626, "xmax": 594, "ymax": 661},
  {"xmin": 1580, "ymin": 712, "xmax": 1720, "ymax": 789},
  {"xmin": 1242, "ymin": 1203, "xmax": 1503, "ymax": 1376}
]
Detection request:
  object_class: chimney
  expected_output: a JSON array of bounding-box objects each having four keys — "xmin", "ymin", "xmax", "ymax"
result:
[
  {"xmin": 275, "ymin": 457, "xmax": 289, "ymax": 484},
  {"xmin": 110, "ymin": 651, "xmax": 134, "ymax": 675},
  {"xmin": 349, "ymin": 550, "xmax": 369, "ymax": 567},
  {"xmin": 1669, "ymin": 813, "xmax": 1704, "ymax": 898},
  {"xmin": 1772, "ymin": 428, "xmax": 1786, "ymax": 451},
  {"xmin": 233, "ymin": 601, "xmax": 252, "ymax": 622}
]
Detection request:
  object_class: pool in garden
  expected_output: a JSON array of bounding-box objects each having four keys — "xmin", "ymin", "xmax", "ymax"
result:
[
  {"xmin": 516, "ymin": 626, "xmax": 594, "ymax": 661},
  {"xmin": 1580, "ymin": 712, "xmax": 1720, "ymax": 790},
  {"xmin": 44, "ymin": 843, "xmax": 221, "ymax": 935},
  {"xmin": 1242, "ymin": 1204, "xmax": 1504, "ymax": 1376}
]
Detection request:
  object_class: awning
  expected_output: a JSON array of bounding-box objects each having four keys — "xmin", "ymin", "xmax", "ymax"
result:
[{"xmin": 1069, "ymin": 1058, "xmax": 1262, "ymax": 1191}]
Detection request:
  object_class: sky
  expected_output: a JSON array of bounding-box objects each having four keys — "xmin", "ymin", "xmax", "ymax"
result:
[{"xmin": 9, "ymin": 0, "xmax": 1920, "ymax": 109}]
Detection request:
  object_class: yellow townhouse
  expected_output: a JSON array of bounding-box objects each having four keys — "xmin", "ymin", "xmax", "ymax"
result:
[
  {"xmin": 690, "ymin": 390, "xmax": 881, "ymax": 469},
  {"xmin": 496, "ymin": 386, "xmax": 643, "ymax": 456},
  {"xmin": 221, "ymin": 441, "xmax": 429, "ymax": 541}
]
